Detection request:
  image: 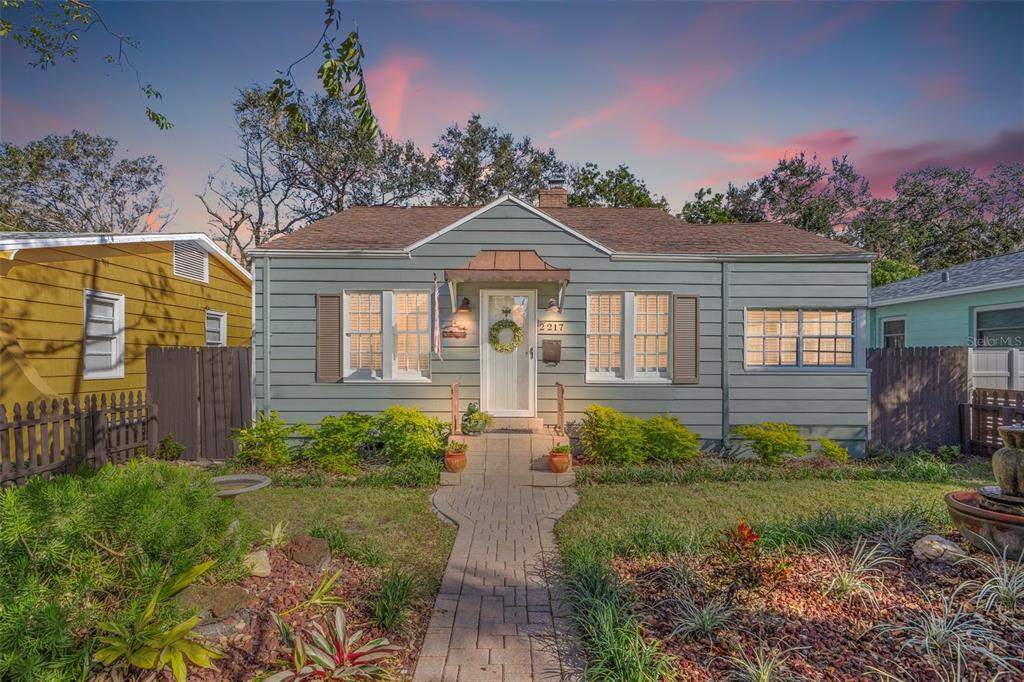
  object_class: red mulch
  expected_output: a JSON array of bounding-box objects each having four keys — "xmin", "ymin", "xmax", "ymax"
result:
[
  {"xmin": 181, "ymin": 548, "xmax": 431, "ymax": 681},
  {"xmin": 615, "ymin": 536, "xmax": 1024, "ymax": 681}
]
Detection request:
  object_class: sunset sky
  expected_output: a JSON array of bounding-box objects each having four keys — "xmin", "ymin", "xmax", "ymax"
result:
[{"xmin": 2, "ymin": 1, "xmax": 1022, "ymax": 232}]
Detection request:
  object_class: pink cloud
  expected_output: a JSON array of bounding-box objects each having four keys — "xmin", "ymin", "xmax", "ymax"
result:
[
  {"xmin": 365, "ymin": 51, "xmax": 485, "ymax": 145},
  {"xmin": 862, "ymin": 129, "xmax": 1024, "ymax": 196},
  {"xmin": 911, "ymin": 72, "xmax": 965, "ymax": 106},
  {"xmin": 547, "ymin": 64, "xmax": 734, "ymax": 141},
  {"xmin": 0, "ymin": 97, "xmax": 74, "ymax": 140}
]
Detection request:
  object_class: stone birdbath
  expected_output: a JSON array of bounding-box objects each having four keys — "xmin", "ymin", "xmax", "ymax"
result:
[{"xmin": 212, "ymin": 473, "xmax": 271, "ymax": 498}]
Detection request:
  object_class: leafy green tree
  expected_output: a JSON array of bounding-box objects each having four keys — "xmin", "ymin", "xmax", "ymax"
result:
[
  {"xmin": 0, "ymin": 130, "xmax": 171, "ymax": 233},
  {"xmin": 1, "ymin": 0, "xmax": 378, "ymax": 135},
  {"xmin": 889, "ymin": 166, "xmax": 993, "ymax": 270},
  {"xmin": 432, "ymin": 114, "xmax": 563, "ymax": 206},
  {"xmin": 567, "ymin": 163, "xmax": 668, "ymax": 209},
  {"xmin": 724, "ymin": 181, "xmax": 767, "ymax": 222},
  {"xmin": 678, "ymin": 187, "xmax": 733, "ymax": 223},
  {"xmin": 757, "ymin": 153, "xmax": 870, "ymax": 237},
  {"xmin": 871, "ymin": 259, "xmax": 921, "ymax": 287},
  {"xmin": 350, "ymin": 136, "xmax": 440, "ymax": 207},
  {"xmin": 1, "ymin": 0, "xmax": 171, "ymax": 128}
]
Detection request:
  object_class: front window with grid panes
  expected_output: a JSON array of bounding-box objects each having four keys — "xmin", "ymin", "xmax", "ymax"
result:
[
  {"xmin": 745, "ymin": 309, "xmax": 854, "ymax": 368},
  {"xmin": 586, "ymin": 293, "xmax": 623, "ymax": 378},
  {"xmin": 634, "ymin": 293, "xmax": 669, "ymax": 378},
  {"xmin": 586, "ymin": 292, "xmax": 672, "ymax": 381},
  {"xmin": 344, "ymin": 290, "xmax": 431, "ymax": 381},
  {"xmin": 394, "ymin": 291, "xmax": 430, "ymax": 379},
  {"xmin": 347, "ymin": 292, "xmax": 383, "ymax": 379}
]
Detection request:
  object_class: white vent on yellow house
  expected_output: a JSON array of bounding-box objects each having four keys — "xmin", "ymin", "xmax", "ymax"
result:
[{"xmin": 173, "ymin": 241, "xmax": 209, "ymax": 282}]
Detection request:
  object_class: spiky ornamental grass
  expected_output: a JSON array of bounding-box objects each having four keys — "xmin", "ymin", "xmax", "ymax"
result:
[
  {"xmin": 877, "ymin": 594, "xmax": 1022, "ymax": 676},
  {"xmin": 666, "ymin": 592, "xmax": 735, "ymax": 642},
  {"xmin": 868, "ymin": 507, "xmax": 929, "ymax": 553},
  {"xmin": 957, "ymin": 542, "xmax": 1024, "ymax": 615},
  {"xmin": 819, "ymin": 538, "xmax": 900, "ymax": 605},
  {"xmin": 371, "ymin": 568, "xmax": 416, "ymax": 632},
  {"xmin": 721, "ymin": 642, "xmax": 801, "ymax": 682}
]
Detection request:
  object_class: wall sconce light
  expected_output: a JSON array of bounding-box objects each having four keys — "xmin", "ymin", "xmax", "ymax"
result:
[
  {"xmin": 546, "ymin": 298, "xmax": 560, "ymax": 314},
  {"xmin": 456, "ymin": 297, "xmax": 471, "ymax": 314}
]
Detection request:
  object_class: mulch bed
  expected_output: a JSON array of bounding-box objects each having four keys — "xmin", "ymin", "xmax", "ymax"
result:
[
  {"xmin": 615, "ymin": 535, "xmax": 1023, "ymax": 681},
  {"xmin": 184, "ymin": 547, "xmax": 432, "ymax": 681}
]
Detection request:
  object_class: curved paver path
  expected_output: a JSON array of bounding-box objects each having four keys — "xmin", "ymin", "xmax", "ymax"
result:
[{"xmin": 413, "ymin": 451, "xmax": 582, "ymax": 682}]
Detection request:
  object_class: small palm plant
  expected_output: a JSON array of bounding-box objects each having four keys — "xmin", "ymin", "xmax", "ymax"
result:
[
  {"xmin": 819, "ymin": 538, "xmax": 899, "ymax": 605},
  {"xmin": 956, "ymin": 541, "xmax": 1024, "ymax": 614},
  {"xmin": 93, "ymin": 560, "xmax": 223, "ymax": 682},
  {"xmin": 267, "ymin": 607, "xmax": 402, "ymax": 681}
]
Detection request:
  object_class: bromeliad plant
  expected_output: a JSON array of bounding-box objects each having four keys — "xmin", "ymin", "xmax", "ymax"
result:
[
  {"xmin": 93, "ymin": 560, "xmax": 223, "ymax": 682},
  {"xmin": 268, "ymin": 607, "xmax": 402, "ymax": 681}
]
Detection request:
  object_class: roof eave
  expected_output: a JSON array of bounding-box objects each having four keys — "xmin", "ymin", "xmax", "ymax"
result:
[
  {"xmin": 0, "ymin": 232, "xmax": 252, "ymax": 281},
  {"xmin": 610, "ymin": 251, "xmax": 875, "ymax": 263},
  {"xmin": 249, "ymin": 248, "xmax": 412, "ymax": 259},
  {"xmin": 870, "ymin": 279, "xmax": 1024, "ymax": 307}
]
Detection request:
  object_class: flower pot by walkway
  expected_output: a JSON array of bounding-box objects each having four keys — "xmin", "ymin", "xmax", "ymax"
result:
[{"xmin": 413, "ymin": 433, "xmax": 583, "ymax": 681}]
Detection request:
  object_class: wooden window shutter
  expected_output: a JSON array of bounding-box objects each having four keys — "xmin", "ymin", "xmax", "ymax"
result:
[
  {"xmin": 672, "ymin": 295, "xmax": 699, "ymax": 384},
  {"xmin": 316, "ymin": 294, "xmax": 343, "ymax": 383}
]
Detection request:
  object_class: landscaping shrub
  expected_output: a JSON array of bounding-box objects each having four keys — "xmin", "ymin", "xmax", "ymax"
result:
[
  {"xmin": 734, "ymin": 422, "xmax": 809, "ymax": 465},
  {"xmin": 232, "ymin": 411, "xmax": 296, "ymax": 467},
  {"xmin": 151, "ymin": 434, "xmax": 186, "ymax": 461},
  {"xmin": 350, "ymin": 459, "xmax": 442, "ymax": 487},
  {"xmin": 817, "ymin": 438, "xmax": 849, "ymax": 464},
  {"xmin": 875, "ymin": 449, "xmax": 966, "ymax": 482},
  {"xmin": 368, "ymin": 406, "xmax": 448, "ymax": 464},
  {"xmin": 579, "ymin": 405, "xmax": 646, "ymax": 465},
  {"xmin": 0, "ymin": 460, "xmax": 246, "ymax": 681},
  {"xmin": 372, "ymin": 569, "xmax": 417, "ymax": 632},
  {"xmin": 642, "ymin": 414, "xmax": 701, "ymax": 463},
  {"xmin": 299, "ymin": 412, "xmax": 371, "ymax": 474}
]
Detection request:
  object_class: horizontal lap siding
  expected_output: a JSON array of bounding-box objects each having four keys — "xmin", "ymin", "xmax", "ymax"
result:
[
  {"xmin": 257, "ymin": 202, "xmax": 725, "ymax": 440},
  {"xmin": 256, "ymin": 202, "xmax": 870, "ymax": 452},
  {"xmin": 728, "ymin": 262, "xmax": 871, "ymax": 454}
]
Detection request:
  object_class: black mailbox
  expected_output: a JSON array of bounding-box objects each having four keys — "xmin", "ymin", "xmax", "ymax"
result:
[{"xmin": 542, "ymin": 339, "xmax": 561, "ymax": 365}]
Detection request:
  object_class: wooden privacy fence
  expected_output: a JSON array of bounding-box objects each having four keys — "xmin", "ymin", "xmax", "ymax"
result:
[
  {"xmin": 0, "ymin": 392, "xmax": 155, "ymax": 486},
  {"xmin": 868, "ymin": 346, "xmax": 970, "ymax": 451},
  {"xmin": 147, "ymin": 346, "xmax": 251, "ymax": 460},
  {"xmin": 968, "ymin": 388, "xmax": 1024, "ymax": 455}
]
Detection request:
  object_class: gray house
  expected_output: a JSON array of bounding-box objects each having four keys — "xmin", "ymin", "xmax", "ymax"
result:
[{"xmin": 251, "ymin": 186, "xmax": 874, "ymax": 454}]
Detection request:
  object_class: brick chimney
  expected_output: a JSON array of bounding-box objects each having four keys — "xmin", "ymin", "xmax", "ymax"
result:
[{"xmin": 538, "ymin": 174, "xmax": 568, "ymax": 209}]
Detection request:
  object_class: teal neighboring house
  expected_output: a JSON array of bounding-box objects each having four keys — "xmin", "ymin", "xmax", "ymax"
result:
[{"xmin": 870, "ymin": 251, "xmax": 1024, "ymax": 349}]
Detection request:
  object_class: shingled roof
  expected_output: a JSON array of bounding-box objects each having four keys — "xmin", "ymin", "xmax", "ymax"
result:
[
  {"xmin": 261, "ymin": 201, "xmax": 869, "ymax": 258},
  {"xmin": 872, "ymin": 250, "xmax": 1024, "ymax": 305}
]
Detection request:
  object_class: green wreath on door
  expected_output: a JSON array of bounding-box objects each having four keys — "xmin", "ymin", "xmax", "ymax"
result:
[{"xmin": 488, "ymin": 319, "xmax": 523, "ymax": 353}]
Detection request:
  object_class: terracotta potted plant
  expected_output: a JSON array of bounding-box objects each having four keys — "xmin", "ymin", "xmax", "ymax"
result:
[
  {"xmin": 445, "ymin": 440, "xmax": 468, "ymax": 473},
  {"xmin": 549, "ymin": 444, "xmax": 572, "ymax": 473}
]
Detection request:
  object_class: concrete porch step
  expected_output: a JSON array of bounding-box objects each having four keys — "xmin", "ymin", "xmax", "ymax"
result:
[
  {"xmin": 440, "ymin": 471, "xmax": 575, "ymax": 487},
  {"xmin": 485, "ymin": 416, "xmax": 545, "ymax": 432}
]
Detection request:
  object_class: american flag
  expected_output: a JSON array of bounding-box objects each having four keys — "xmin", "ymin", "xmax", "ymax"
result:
[{"xmin": 433, "ymin": 273, "xmax": 443, "ymax": 360}]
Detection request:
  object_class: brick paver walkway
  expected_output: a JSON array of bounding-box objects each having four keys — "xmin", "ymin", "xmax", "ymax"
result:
[{"xmin": 412, "ymin": 439, "xmax": 581, "ymax": 682}]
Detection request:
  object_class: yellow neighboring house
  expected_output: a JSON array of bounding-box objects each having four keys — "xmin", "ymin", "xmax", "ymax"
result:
[{"xmin": 1, "ymin": 232, "xmax": 252, "ymax": 406}]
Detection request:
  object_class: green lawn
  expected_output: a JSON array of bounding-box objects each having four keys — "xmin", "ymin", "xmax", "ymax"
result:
[
  {"xmin": 557, "ymin": 475, "xmax": 991, "ymax": 552},
  {"xmin": 236, "ymin": 487, "xmax": 456, "ymax": 590}
]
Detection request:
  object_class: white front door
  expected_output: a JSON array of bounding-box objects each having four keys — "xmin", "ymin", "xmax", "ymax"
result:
[{"xmin": 480, "ymin": 290, "xmax": 537, "ymax": 417}]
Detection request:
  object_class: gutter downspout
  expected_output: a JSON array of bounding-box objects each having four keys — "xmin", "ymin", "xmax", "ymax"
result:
[
  {"xmin": 262, "ymin": 257, "xmax": 272, "ymax": 414},
  {"xmin": 721, "ymin": 262, "xmax": 731, "ymax": 451}
]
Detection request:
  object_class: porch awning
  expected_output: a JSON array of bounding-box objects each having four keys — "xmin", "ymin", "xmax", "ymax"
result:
[
  {"xmin": 443, "ymin": 250, "xmax": 570, "ymax": 311},
  {"xmin": 444, "ymin": 250, "xmax": 570, "ymax": 283}
]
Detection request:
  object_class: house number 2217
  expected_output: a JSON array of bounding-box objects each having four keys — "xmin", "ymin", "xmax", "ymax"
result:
[{"xmin": 538, "ymin": 321, "xmax": 564, "ymax": 333}]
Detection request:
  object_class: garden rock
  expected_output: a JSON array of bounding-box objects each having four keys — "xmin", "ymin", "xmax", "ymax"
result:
[
  {"xmin": 283, "ymin": 534, "xmax": 331, "ymax": 571},
  {"xmin": 912, "ymin": 534, "xmax": 966, "ymax": 564},
  {"xmin": 175, "ymin": 584, "xmax": 250, "ymax": 622},
  {"xmin": 244, "ymin": 549, "xmax": 272, "ymax": 577}
]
